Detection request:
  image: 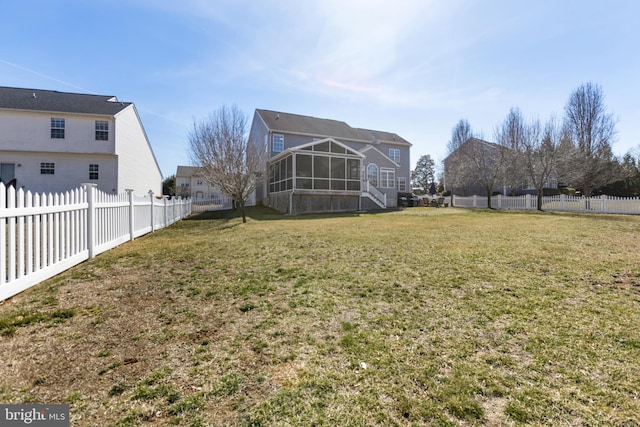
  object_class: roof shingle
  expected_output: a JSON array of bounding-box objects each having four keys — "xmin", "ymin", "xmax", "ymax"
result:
[
  {"xmin": 256, "ymin": 109, "xmax": 411, "ymax": 146},
  {"xmin": 0, "ymin": 86, "xmax": 131, "ymax": 115}
]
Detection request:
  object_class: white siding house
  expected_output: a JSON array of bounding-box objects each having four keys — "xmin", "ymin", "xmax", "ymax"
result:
[{"xmin": 0, "ymin": 86, "xmax": 162, "ymax": 195}]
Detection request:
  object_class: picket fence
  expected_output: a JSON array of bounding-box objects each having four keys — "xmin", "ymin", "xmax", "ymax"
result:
[
  {"xmin": 452, "ymin": 194, "xmax": 640, "ymax": 214},
  {"xmin": 190, "ymin": 192, "xmax": 256, "ymax": 214},
  {"xmin": 1, "ymin": 183, "xmax": 192, "ymax": 301}
]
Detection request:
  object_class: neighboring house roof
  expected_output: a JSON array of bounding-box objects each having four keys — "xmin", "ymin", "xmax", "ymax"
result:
[
  {"xmin": 0, "ymin": 86, "xmax": 131, "ymax": 115},
  {"xmin": 443, "ymin": 137, "xmax": 500, "ymax": 163},
  {"xmin": 256, "ymin": 109, "xmax": 411, "ymax": 146},
  {"xmin": 176, "ymin": 166, "xmax": 203, "ymax": 178}
]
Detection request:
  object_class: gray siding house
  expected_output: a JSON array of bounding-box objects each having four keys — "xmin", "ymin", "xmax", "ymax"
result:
[
  {"xmin": 443, "ymin": 137, "xmax": 559, "ymax": 196},
  {"xmin": 249, "ymin": 109, "xmax": 412, "ymax": 215}
]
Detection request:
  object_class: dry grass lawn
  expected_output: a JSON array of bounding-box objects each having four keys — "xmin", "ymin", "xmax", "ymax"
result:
[{"xmin": 0, "ymin": 206, "xmax": 639, "ymax": 426}]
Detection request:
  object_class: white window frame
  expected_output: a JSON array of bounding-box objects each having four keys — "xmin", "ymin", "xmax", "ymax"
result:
[
  {"xmin": 51, "ymin": 118, "xmax": 65, "ymax": 139},
  {"xmin": 89, "ymin": 164, "xmax": 99, "ymax": 179},
  {"xmin": 366, "ymin": 164, "xmax": 378, "ymax": 187},
  {"xmin": 95, "ymin": 120, "xmax": 109, "ymax": 141},
  {"xmin": 389, "ymin": 148, "xmax": 400, "ymax": 163},
  {"xmin": 397, "ymin": 177, "xmax": 407, "ymax": 192},
  {"xmin": 380, "ymin": 168, "xmax": 395, "ymax": 188},
  {"xmin": 40, "ymin": 162, "xmax": 55, "ymax": 175},
  {"xmin": 272, "ymin": 134, "xmax": 284, "ymax": 153}
]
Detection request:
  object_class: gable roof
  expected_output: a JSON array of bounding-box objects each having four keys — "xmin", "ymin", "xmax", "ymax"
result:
[
  {"xmin": 256, "ymin": 109, "xmax": 411, "ymax": 146},
  {"xmin": 269, "ymin": 137, "xmax": 366, "ymax": 162},
  {"xmin": 444, "ymin": 137, "xmax": 501, "ymax": 163},
  {"xmin": 0, "ymin": 86, "xmax": 131, "ymax": 115},
  {"xmin": 176, "ymin": 166, "xmax": 202, "ymax": 177},
  {"xmin": 359, "ymin": 145, "xmax": 400, "ymax": 167}
]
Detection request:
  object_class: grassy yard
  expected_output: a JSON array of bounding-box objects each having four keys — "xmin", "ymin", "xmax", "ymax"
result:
[{"xmin": 0, "ymin": 207, "xmax": 639, "ymax": 426}]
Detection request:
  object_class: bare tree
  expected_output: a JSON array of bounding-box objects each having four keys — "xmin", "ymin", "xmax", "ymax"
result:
[
  {"xmin": 446, "ymin": 119, "xmax": 474, "ymax": 155},
  {"xmin": 464, "ymin": 138, "xmax": 505, "ymax": 209},
  {"xmin": 444, "ymin": 119, "xmax": 475, "ymax": 204},
  {"xmin": 495, "ymin": 108, "xmax": 527, "ymax": 195},
  {"xmin": 521, "ymin": 117, "xmax": 561, "ymax": 210},
  {"xmin": 188, "ymin": 105, "xmax": 266, "ymax": 223},
  {"xmin": 562, "ymin": 82, "xmax": 618, "ymax": 196}
]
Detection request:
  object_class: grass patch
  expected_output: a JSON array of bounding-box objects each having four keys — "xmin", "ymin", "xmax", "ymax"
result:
[{"xmin": 1, "ymin": 206, "xmax": 639, "ymax": 425}]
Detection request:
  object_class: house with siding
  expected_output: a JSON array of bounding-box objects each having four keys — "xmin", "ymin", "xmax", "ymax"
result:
[
  {"xmin": 248, "ymin": 109, "xmax": 412, "ymax": 214},
  {"xmin": 0, "ymin": 86, "xmax": 162, "ymax": 195},
  {"xmin": 443, "ymin": 137, "xmax": 558, "ymax": 196},
  {"xmin": 175, "ymin": 165, "xmax": 255, "ymax": 207}
]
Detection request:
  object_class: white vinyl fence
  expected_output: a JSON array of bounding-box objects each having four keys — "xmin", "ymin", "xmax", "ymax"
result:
[
  {"xmin": 452, "ymin": 194, "xmax": 640, "ymax": 214},
  {"xmin": 190, "ymin": 191, "xmax": 256, "ymax": 214},
  {"xmin": 1, "ymin": 183, "xmax": 192, "ymax": 301}
]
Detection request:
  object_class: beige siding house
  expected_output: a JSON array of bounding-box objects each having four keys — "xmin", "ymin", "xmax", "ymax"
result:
[{"xmin": 0, "ymin": 86, "xmax": 162, "ymax": 195}]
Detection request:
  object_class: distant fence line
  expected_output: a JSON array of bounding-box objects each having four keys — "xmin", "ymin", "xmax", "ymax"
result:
[
  {"xmin": 1, "ymin": 183, "xmax": 192, "ymax": 301},
  {"xmin": 190, "ymin": 192, "xmax": 256, "ymax": 214},
  {"xmin": 452, "ymin": 194, "xmax": 640, "ymax": 215}
]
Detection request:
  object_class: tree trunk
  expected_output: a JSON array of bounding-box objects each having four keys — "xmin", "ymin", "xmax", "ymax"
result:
[
  {"xmin": 537, "ymin": 190, "xmax": 544, "ymax": 211},
  {"xmin": 240, "ymin": 200, "xmax": 247, "ymax": 223}
]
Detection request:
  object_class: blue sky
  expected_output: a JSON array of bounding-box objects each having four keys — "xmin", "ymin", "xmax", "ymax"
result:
[{"xmin": 2, "ymin": 0, "xmax": 638, "ymax": 178}]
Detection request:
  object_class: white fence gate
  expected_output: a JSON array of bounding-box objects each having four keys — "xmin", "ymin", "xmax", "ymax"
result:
[
  {"xmin": 1, "ymin": 183, "xmax": 192, "ymax": 301},
  {"xmin": 452, "ymin": 194, "xmax": 640, "ymax": 214}
]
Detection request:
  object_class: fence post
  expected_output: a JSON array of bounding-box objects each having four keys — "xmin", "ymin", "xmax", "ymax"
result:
[
  {"xmin": 496, "ymin": 194, "xmax": 502, "ymax": 209},
  {"xmin": 0, "ymin": 183, "xmax": 5, "ymax": 286},
  {"xmin": 526, "ymin": 194, "xmax": 532, "ymax": 210},
  {"xmin": 7, "ymin": 185, "xmax": 16, "ymax": 282},
  {"xmin": 473, "ymin": 195, "xmax": 477, "ymax": 208},
  {"xmin": 126, "ymin": 189, "xmax": 134, "ymax": 241},
  {"xmin": 601, "ymin": 194, "xmax": 608, "ymax": 213},
  {"xmin": 163, "ymin": 196, "xmax": 168, "ymax": 228},
  {"xmin": 560, "ymin": 194, "xmax": 566, "ymax": 210},
  {"xmin": 82, "ymin": 183, "xmax": 97, "ymax": 259},
  {"xmin": 148, "ymin": 190, "xmax": 155, "ymax": 232}
]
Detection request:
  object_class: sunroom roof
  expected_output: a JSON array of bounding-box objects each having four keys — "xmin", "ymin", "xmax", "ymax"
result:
[{"xmin": 270, "ymin": 138, "xmax": 365, "ymax": 162}]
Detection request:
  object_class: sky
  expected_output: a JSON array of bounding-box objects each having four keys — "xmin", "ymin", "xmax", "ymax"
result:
[{"xmin": 1, "ymin": 0, "xmax": 638, "ymax": 178}]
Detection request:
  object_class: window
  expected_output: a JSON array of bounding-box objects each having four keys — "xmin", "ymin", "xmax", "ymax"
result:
[
  {"xmin": 380, "ymin": 168, "xmax": 395, "ymax": 188},
  {"xmin": 51, "ymin": 118, "xmax": 65, "ymax": 139},
  {"xmin": 398, "ymin": 177, "xmax": 407, "ymax": 192},
  {"xmin": 95, "ymin": 120, "xmax": 109, "ymax": 140},
  {"xmin": 196, "ymin": 179, "xmax": 203, "ymax": 186},
  {"xmin": 272, "ymin": 134, "xmax": 284, "ymax": 153},
  {"xmin": 89, "ymin": 164, "xmax": 99, "ymax": 179},
  {"xmin": 367, "ymin": 164, "xmax": 378, "ymax": 187},
  {"xmin": 389, "ymin": 148, "xmax": 400, "ymax": 163},
  {"xmin": 40, "ymin": 162, "xmax": 55, "ymax": 174}
]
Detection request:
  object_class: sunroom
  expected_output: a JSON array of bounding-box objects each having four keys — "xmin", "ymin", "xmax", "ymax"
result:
[{"xmin": 266, "ymin": 138, "xmax": 364, "ymax": 214}]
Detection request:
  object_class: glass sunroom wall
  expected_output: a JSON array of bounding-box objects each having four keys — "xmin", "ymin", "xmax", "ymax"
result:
[
  {"xmin": 295, "ymin": 153, "xmax": 313, "ymax": 189},
  {"xmin": 294, "ymin": 152, "xmax": 360, "ymax": 192},
  {"xmin": 268, "ymin": 153, "xmax": 294, "ymax": 193}
]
